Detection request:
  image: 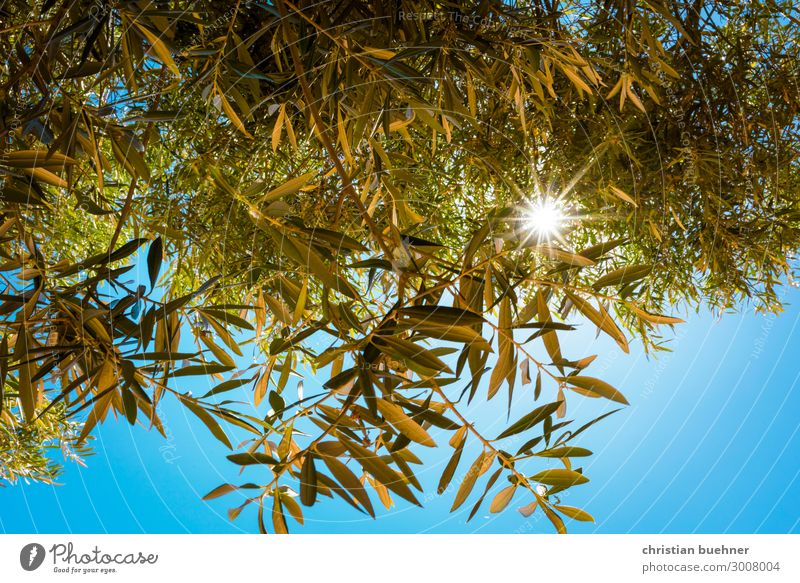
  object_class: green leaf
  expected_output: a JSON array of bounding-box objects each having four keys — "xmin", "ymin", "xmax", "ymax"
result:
[
  {"xmin": 489, "ymin": 484, "xmax": 517, "ymax": 513},
  {"xmin": 535, "ymin": 446, "xmax": 593, "ymax": 458},
  {"xmin": 272, "ymin": 493, "xmax": 288, "ymax": 533},
  {"xmin": 554, "ymin": 504, "xmax": 595, "ymax": 522},
  {"xmin": 578, "ymin": 238, "xmax": 627, "ymax": 261},
  {"xmin": 373, "ymin": 336, "xmax": 452, "ymax": 374},
  {"xmin": 177, "ymin": 395, "xmax": 232, "ymax": 449},
  {"xmin": 304, "ymin": 227, "xmax": 367, "ymax": 253},
  {"xmin": 628, "ymin": 304, "xmax": 685, "ymax": 325},
  {"xmin": 397, "ymin": 305, "xmax": 485, "ymax": 326},
  {"xmin": 281, "ymin": 493, "xmax": 305, "ymax": 525},
  {"xmin": 110, "ymin": 133, "xmax": 150, "ymax": 182},
  {"xmin": 565, "ymin": 291, "xmax": 629, "ymax": 353},
  {"xmin": 537, "ymin": 291, "xmax": 564, "ymax": 365},
  {"xmin": 203, "ymin": 483, "xmax": 238, "ymax": 500},
  {"xmin": 171, "ymin": 363, "xmax": 234, "ymax": 377},
  {"xmin": 559, "ymin": 376, "xmax": 629, "ymax": 405},
  {"xmin": 321, "ymin": 454, "xmax": 375, "ymax": 517},
  {"xmin": 338, "ymin": 434, "xmax": 420, "ymax": 506},
  {"xmin": 376, "ymin": 398, "xmax": 436, "ymax": 447},
  {"xmin": 147, "ymin": 237, "xmax": 163, "ymax": 289},
  {"xmin": 262, "ymin": 293, "xmax": 292, "ymax": 324},
  {"xmin": 323, "ymin": 367, "xmax": 358, "ymax": 390},
  {"xmin": 200, "ymin": 334, "xmax": 235, "ymax": 367},
  {"xmin": 488, "ymin": 296, "xmax": 515, "ymax": 400},
  {"xmin": 567, "ymin": 408, "xmax": 624, "ymax": 442},
  {"xmin": 299, "ymin": 454, "xmax": 318, "ymax": 506},
  {"xmin": 133, "ymin": 22, "xmax": 181, "ymax": 76},
  {"xmin": 467, "ymin": 467, "xmax": 503, "ymax": 521},
  {"xmin": 401, "ymin": 323, "xmax": 493, "ymax": 352},
  {"xmin": 496, "ymin": 401, "xmax": 562, "ymax": 439},
  {"xmin": 227, "ymin": 452, "xmax": 279, "ymax": 466},
  {"xmin": 535, "ymin": 245, "xmax": 594, "ymax": 266},
  {"xmin": 14, "ymin": 331, "xmax": 37, "ymax": 423},
  {"xmin": 451, "ymin": 451, "xmax": 487, "ymax": 511},
  {"xmin": 201, "ymin": 377, "xmax": 253, "ymax": 398},
  {"xmin": 121, "ymin": 386, "xmax": 137, "ymax": 425},
  {"xmin": 531, "ymin": 469, "xmax": 589, "ymax": 488},
  {"xmin": 437, "ymin": 438, "xmax": 465, "ymax": 495},
  {"xmin": 196, "ymin": 308, "xmax": 255, "ymax": 330},
  {"xmin": 541, "ymin": 501, "xmax": 567, "ymax": 534},
  {"xmin": 593, "ymin": 264, "xmax": 652, "ymax": 290},
  {"xmin": 259, "ymin": 172, "xmax": 316, "ymax": 203}
]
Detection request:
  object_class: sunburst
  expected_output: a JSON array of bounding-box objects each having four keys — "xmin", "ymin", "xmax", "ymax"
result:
[{"xmin": 523, "ymin": 197, "xmax": 567, "ymax": 242}]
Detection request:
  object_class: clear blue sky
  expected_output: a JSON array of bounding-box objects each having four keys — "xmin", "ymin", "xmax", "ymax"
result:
[{"xmin": 2, "ymin": 288, "xmax": 799, "ymax": 534}]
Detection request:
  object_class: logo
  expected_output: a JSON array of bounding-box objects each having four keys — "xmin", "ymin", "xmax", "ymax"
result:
[{"xmin": 20, "ymin": 543, "xmax": 46, "ymax": 571}]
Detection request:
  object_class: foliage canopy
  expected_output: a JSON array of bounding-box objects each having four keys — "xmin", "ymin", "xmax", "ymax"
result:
[{"xmin": 1, "ymin": 0, "xmax": 799, "ymax": 531}]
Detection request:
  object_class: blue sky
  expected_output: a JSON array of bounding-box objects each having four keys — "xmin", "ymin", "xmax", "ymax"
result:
[{"xmin": 2, "ymin": 287, "xmax": 800, "ymax": 534}]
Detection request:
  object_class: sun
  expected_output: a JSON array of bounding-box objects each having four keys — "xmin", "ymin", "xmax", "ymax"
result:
[{"xmin": 523, "ymin": 198, "xmax": 566, "ymax": 242}]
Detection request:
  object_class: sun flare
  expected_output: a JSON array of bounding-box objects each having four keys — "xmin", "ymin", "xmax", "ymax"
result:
[{"xmin": 523, "ymin": 198, "xmax": 566, "ymax": 242}]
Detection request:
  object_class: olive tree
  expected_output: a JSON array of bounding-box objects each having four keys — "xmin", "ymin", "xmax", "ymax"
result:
[{"xmin": 1, "ymin": 0, "xmax": 798, "ymax": 531}]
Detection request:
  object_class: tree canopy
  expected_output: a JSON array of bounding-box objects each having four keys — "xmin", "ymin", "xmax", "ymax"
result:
[{"xmin": 1, "ymin": 0, "xmax": 799, "ymax": 531}]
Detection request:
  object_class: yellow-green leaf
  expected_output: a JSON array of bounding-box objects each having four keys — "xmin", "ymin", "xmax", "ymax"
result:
[
  {"xmin": 134, "ymin": 23, "xmax": 180, "ymax": 76},
  {"xmin": 531, "ymin": 468, "xmax": 589, "ymax": 488},
  {"xmin": 628, "ymin": 304, "xmax": 685, "ymax": 325},
  {"xmin": 200, "ymin": 334, "xmax": 235, "ymax": 367},
  {"xmin": 300, "ymin": 454, "xmax": 318, "ymax": 506},
  {"xmin": 321, "ymin": 454, "xmax": 375, "ymax": 516},
  {"xmin": 560, "ymin": 375, "xmax": 629, "ymax": 405},
  {"xmin": 489, "ymin": 485, "xmax": 517, "ymax": 513},
  {"xmin": 536, "ymin": 245, "xmax": 595, "ymax": 267},
  {"xmin": 203, "ymin": 483, "xmax": 237, "ymax": 500},
  {"xmin": 20, "ymin": 167, "xmax": 68, "ymax": 188},
  {"xmin": 377, "ymin": 398, "xmax": 436, "ymax": 447},
  {"xmin": 451, "ymin": 451, "xmax": 487, "ymax": 511},
  {"xmin": 608, "ymin": 185, "xmax": 638, "ymax": 207},
  {"xmin": 178, "ymin": 395, "xmax": 232, "ymax": 448},
  {"xmin": 554, "ymin": 504, "xmax": 595, "ymax": 522},
  {"xmin": 338, "ymin": 433, "xmax": 420, "ymax": 506},
  {"xmin": 565, "ymin": 291, "xmax": 629, "ymax": 353},
  {"xmin": 259, "ymin": 172, "xmax": 316, "ymax": 204},
  {"xmin": 272, "ymin": 494, "xmax": 288, "ymax": 533},
  {"xmin": 593, "ymin": 264, "xmax": 652, "ymax": 290}
]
